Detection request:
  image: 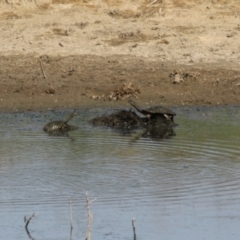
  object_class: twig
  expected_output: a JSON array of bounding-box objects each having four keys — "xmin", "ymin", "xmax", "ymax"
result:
[
  {"xmin": 25, "ymin": 229, "xmax": 35, "ymax": 240},
  {"xmin": 69, "ymin": 227, "xmax": 73, "ymax": 240},
  {"xmin": 69, "ymin": 197, "xmax": 73, "ymax": 230},
  {"xmin": 147, "ymin": 0, "xmax": 157, "ymax": 7},
  {"xmin": 158, "ymin": 7, "xmax": 162, "ymax": 16},
  {"xmin": 39, "ymin": 59, "xmax": 47, "ymax": 79},
  {"xmin": 24, "ymin": 212, "xmax": 39, "ymax": 235},
  {"xmin": 85, "ymin": 192, "xmax": 96, "ymax": 240},
  {"xmin": 132, "ymin": 218, "xmax": 137, "ymax": 240}
]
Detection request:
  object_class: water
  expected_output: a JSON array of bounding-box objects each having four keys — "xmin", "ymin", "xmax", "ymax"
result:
[{"xmin": 0, "ymin": 106, "xmax": 240, "ymax": 240}]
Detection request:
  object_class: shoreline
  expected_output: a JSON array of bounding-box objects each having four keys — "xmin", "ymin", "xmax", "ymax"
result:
[{"xmin": 0, "ymin": 54, "xmax": 240, "ymax": 112}]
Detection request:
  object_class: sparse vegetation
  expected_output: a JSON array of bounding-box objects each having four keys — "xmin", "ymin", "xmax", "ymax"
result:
[{"xmin": 0, "ymin": 0, "xmax": 240, "ymax": 110}]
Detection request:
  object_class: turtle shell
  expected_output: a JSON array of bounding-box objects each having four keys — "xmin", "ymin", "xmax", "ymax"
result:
[
  {"xmin": 43, "ymin": 110, "xmax": 78, "ymax": 133},
  {"xmin": 43, "ymin": 121, "xmax": 78, "ymax": 132},
  {"xmin": 128, "ymin": 99, "xmax": 176, "ymax": 121},
  {"xmin": 141, "ymin": 106, "xmax": 176, "ymax": 116}
]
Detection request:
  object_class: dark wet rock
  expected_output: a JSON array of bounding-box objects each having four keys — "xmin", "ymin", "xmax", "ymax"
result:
[{"xmin": 43, "ymin": 110, "xmax": 78, "ymax": 135}]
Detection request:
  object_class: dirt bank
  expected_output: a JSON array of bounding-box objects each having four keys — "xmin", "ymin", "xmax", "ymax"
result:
[{"xmin": 0, "ymin": 0, "xmax": 240, "ymax": 111}]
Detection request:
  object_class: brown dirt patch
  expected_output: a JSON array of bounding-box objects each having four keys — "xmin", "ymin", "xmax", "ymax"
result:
[
  {"xmin": 0, "ymin": 0, "xmax": 240, "ymax": 111},
  {"xmin": 0, "ymin": 54, "xmax": 240, "ymax": 111}
]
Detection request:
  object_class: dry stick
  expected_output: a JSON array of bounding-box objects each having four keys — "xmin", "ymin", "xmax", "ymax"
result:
[
  {"xmin": 39, "ymin": 59, "xmax": 47, "ymax": 79},
  {"xmin": 24, "ymin": 213, "xmax": 38, "ymax": 233},
  {"xmin": 59, "ymin": 110, "xmax": 77, "ymax": 129},
  {"xmin": 85, "ymin": 192, "xmax": 96, "ymax": 240},
  {"xmin": 159, "ymin": 7, "xmax": 162, "ymax": 16},
  {"xmin": 69, "ymin": 197, "xmax": 73, "ymax": 230},
  {"xmin": 132, "ymin": 218, "xmax": 137, "ymax": 240},
  {"xmin": 147, "ymin": 0, "xmax": 157, "ymax": 7}
]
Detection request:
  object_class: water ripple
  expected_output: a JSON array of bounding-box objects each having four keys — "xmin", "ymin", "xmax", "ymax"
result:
[{"xmin": 1, "ymin": 107, "xmax": 240, "ymax": 240}]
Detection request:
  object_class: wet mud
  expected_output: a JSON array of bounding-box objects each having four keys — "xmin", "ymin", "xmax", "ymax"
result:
[{"xmin": 1, "ymin": 55, "xmax": 240, "ymax": 112}]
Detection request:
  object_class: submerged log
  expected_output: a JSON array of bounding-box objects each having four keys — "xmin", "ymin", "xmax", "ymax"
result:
[
  {"xmin": 90, "ymin": 109, "xmax": 176, "ymax": 140},
  {"xmin": 90, "ymin": 110, "xmax": 144, "ymax": 130}
]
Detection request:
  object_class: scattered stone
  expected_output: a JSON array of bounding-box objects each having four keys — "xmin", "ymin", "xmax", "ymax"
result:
[
  {"xmin": 169, "ymin": 69, "xmax": 198, "ymax": 84},
  {"xmin": 45, "ymin": 86, "xmax": 55, "ymax": 94},
  {"xmin": 108, "ymin": 82, "xmax": 140, "ymax": 100},
  {"xmin": 173, "ymin": 73, "xmax": 183, "ymax": 84}
]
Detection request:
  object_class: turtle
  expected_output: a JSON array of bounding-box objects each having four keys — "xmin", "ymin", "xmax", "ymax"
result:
[
  {"xmin": 128, "ymin": 99, "xmax": 176, "ymax": 122},
  {"xmin": 43, "ymin": 110, "xmax": 78, "ymax": 133}
]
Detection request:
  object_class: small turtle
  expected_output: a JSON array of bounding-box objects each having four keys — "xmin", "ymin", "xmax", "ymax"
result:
[
  {"xmin": 128, "ymin": 99, "xmax": 176, "ymax": 122},
  {"xmin": 43, "ymin": 110, "xmax": 78, "ymax": 133}
]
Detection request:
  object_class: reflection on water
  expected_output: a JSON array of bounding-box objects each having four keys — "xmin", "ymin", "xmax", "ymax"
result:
[{"xmin": 0, "ymin": 106, "xmax": 240, "ymax": 240}]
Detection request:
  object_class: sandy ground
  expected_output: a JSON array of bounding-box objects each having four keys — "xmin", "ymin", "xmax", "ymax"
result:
[{"xmin": 0, "ymin": 0, "xmax": 240, "ymax": 111}]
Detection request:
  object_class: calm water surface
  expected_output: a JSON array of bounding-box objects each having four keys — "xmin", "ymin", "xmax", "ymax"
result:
[{"xmin": 0, "ymin": 106, "xmax": 240, "ymax": 240}]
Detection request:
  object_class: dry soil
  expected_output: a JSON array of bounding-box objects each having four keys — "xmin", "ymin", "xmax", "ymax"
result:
[{"xmin": 0, "ymin": 0, "xmax": 240, "ymax": 111}]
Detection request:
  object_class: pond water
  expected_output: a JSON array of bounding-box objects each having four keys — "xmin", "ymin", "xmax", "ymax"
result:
[{"xmin": 0, "ymin": 106, "xmax": 240, "ymax": 240}]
